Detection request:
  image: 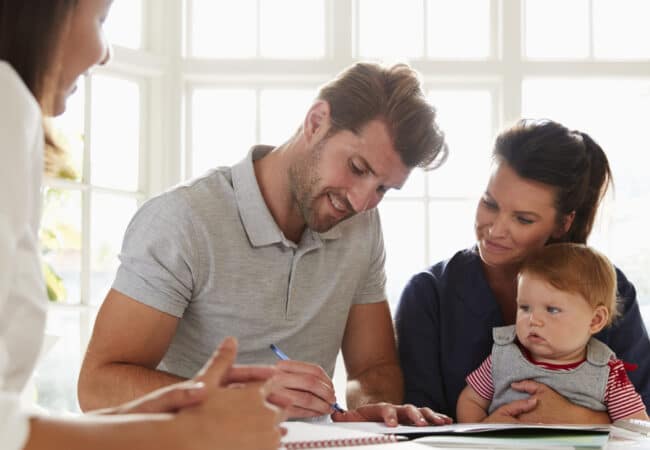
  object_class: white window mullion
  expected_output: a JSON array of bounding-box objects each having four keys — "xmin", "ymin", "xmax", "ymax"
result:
[{"xmin": 500, "ymin": 0, "xmax": 522, "ymax": 126}]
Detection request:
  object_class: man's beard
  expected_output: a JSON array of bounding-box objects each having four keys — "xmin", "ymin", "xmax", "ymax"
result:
[{"xmin": 287, "ymin": 138, "xmax": 343, "ymax": 233}]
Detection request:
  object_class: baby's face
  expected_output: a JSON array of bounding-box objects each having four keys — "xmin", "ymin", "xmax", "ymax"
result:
[{"xmin": 515, "ymin": 273, "xmax": 597, "ymax": 364}]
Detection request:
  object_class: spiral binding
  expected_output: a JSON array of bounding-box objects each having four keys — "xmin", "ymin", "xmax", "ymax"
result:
[{"xmin": 283, "ymin": 433, "xmax": 399, "ymax": 449}]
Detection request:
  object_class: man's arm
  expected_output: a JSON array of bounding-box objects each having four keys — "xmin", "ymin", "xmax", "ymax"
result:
[
  {"xmin": 341, "ymin": 301, "xmax": 403, "ymax": 408},
  {"xmin": 456, "ymin": 385, "xmax": 490, "ymax": 423},
  {"xmin": 77, "ymin": 289, "xmax": 185, "ymax": 410}
]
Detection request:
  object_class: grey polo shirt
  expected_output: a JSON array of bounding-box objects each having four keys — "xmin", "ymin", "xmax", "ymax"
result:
[{"xmin": 112, "ymin": 146, "xmax": 387, "ymax": 379}]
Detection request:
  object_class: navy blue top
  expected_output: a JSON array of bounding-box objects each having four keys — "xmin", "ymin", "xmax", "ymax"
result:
[{"xmin": 395, "ymin": 247, "xmax": 650, "ymax": 420}]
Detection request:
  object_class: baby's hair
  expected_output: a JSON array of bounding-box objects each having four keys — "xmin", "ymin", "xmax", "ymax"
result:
[{"xmin": 519, "ymin": 243, "xmax": 619, "ymax": 326}]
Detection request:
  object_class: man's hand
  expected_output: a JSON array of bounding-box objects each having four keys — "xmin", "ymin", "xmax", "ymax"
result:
[
  {"xmin": 332, "ymin": 403, "xmax": 453, "ymax": 427},
  {"xmin": 266, "ymin": 360, "xmax": 339, "ymax": 418}
]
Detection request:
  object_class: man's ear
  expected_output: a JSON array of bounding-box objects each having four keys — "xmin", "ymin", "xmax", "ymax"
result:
[
  {"xmin": 303, "ymin": 100, "xmax": 331, "ymax": 143},
  {"xmin": 552, "ymin": 210, "xmax": 576, "ymax": 239},
  {"xmin": 590, "ymin": 305, "xmax": 609, "ymax": 334}
]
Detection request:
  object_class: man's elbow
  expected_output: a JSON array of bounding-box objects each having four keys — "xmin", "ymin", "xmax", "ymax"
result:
[{"xmin": 77, "ymin": 358, "xmax": 109, "ymax": 412}]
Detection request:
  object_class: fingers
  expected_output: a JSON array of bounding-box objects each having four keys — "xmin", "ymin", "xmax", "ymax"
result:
[
  {"xmin": 195, "ymin": 337, "xmax": 238, "ymax": 387},
  {"xmin": 510, "ymin": 380, "xmax": 542, "ymax": 395},
  {"xmin": 394, "ymin": 404, "xmax": 451, "ymax": 426},
  {"xmin": 334, "ymin": 404, "xmax": 453, "ymax": 427},
  {"xmin": 420, "ymin": 407, "xmax": 453, "ymax": 425},
  {"xmin": 276, "ymin": 360, "xmax": 334, "ymax": 390},
  {"xmin": 225, "ymin": 365, "xmax": 277, "ymax": 385},
  {"xmin": 497, "ymin": 397, "xmax": 538, "ymax": 417},
  {"xmin": 118, "ymin": 381, "xmax": 207, "ymax": 414},
  {"xmin": 331, "ymin": 409, "xmax": 367, "ymax": 422},
  {"xmin": 270, "ymin": 361, "xmax": 338, "ymax": 417}
]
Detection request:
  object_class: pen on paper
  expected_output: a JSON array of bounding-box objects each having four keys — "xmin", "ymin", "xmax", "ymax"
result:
[{"xmin": 269, "ymin": 344, "xmax": 346, "ymax": 413}]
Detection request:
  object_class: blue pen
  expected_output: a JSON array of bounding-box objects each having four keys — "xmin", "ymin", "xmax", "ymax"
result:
[{"xmin": 269, "ymin": 344, "xmax": 346, "ymax": 413}]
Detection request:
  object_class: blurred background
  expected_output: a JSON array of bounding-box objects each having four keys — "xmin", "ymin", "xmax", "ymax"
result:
[{"xmin": 35, "ymin": 0, "xmax": 650, "ymax": 412}]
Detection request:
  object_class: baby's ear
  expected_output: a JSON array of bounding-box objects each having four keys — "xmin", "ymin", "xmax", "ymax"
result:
[{"xmin": 590, "ymin": 305, "xmax": 609, "ymax": 334}]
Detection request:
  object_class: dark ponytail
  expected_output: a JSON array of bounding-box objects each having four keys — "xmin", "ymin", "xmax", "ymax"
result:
[
  {"xmin": 493, "ymin": 119, "xmax": 613, "ymax": 244},
  {"xmin": 571, "ymin": 132, "xmax": 613, "ymax": 243}
]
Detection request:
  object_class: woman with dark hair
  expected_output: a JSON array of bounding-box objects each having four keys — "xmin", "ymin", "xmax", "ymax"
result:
[
  {"xmin": 396, "ymin": 119, "xmax": 650, "ymax": 423},
  {"xmin": 1, "ymin": 1, "xmax": 285, "ymax": 449}
]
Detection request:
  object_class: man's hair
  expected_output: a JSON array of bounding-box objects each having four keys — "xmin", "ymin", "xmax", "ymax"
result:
[
  {"xmin": 316, "ymin": 62, "xmax": 447, "ymax": 170},
  {"xmin": 519, "ymin": 243, "xmax": 618, "ymax": 326}
]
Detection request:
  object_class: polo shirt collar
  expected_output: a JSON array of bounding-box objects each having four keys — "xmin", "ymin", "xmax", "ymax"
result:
[{"xmin": 231, "ymin": 145, "xmax": 342, "ymax": 248}]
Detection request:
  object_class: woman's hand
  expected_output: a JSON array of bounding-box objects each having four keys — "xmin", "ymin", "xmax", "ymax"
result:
[
  {"xmin": 483, "ymin": 380, "xmax": 610, "ymax": 424},
  {"xmin": 332, "ymin": 402, "xmax": 452, "ymax": 427},
  {"xmin": 509, "ymin": 380, "xmax": 610, "ymax": 424}
]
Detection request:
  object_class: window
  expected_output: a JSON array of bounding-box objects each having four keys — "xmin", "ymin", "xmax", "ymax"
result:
[
  {"xmin": 34, "ymin": 0, "xmax": 650, "ymax": 413},
  {"xmin": 34, "ymin": 0, "xmax": 149, "ymax": 412}
]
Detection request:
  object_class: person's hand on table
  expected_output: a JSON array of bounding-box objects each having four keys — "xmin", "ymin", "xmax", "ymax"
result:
[
  {"xmin": 332, "ymin": 403, "xmax": 453, "ymax": 427},
  {"xmin": 266, "ymin": 360, "xmax": 339, "ymax": 419}
]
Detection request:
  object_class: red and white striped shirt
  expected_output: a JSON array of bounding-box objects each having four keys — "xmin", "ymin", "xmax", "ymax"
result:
[{"xmin": 466, "ymin": 353, "xmax": 646, "ymax": 421}]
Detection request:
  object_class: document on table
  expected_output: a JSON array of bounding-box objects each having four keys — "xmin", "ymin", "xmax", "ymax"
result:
[{"xmin": 326, "ymin": 422, "xmax": 611, "ymax": 449}]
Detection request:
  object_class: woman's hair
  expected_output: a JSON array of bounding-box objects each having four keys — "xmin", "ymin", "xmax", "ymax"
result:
[
  {"xmin": 519, "ymin": 243, "xmax": 619, "ymax": 325},
  {"xmin": 0, "ymin": 0, "xmax": 77, "ymax": 108},
  {"xmin": 317, "ymin": 62, "xmax": 448, "ymax": 170},
  {"xmin": 493, "ymin": 119, "xmax": 612, "ymax": 244}
]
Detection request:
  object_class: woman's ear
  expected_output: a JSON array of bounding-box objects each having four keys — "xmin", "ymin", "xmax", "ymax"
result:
[
  {"xmin": 552, "ymin": 210, "xmax": 576, "ymax": 239},
  {"xmin": 302, "ymin": 100, "xmax": 331, "ymax": 144},
  {"xmin": 590, "ymin": 305, "xmax": 609, "ymax": 334}
]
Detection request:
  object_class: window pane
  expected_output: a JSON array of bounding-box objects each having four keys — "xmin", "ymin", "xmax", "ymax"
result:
[
  {"xmin": 104, "ymin": 0, "xmax": 142, "ymax": 49},
  {"xmin": 32, "ymin": 308, "xmax": 84, "ymax": 413},
  {"xmin": 52, "ymin": 78, "xmax": 85, "ymax": 182},
  {"xmin": 259, "ymin": 89, "xmax": 314, "ymax": 145},
  {"xmin": 428, "ymin": 199, "xmax": 477, "ymax": 264},
  {"xmin": 427, "ymin": 89, "xmax": 493, "ymax": 198},
  {"xmin": 90, "ymin": 194, "xmax": 138, "ymax": 306},
  {"xmin": 191, "ymin": 88, "xmax": 256, "ymax": 176},
  {"xmin": 260, "ymin": 0, "xmax": 326, "ymax": 59},
  {"xmin": 358, "ymin": 0, "xmax": 424, "ymax": 59},
  {"xmin": 379, "ymin": 201, "xmax": 426, "ymax": 310},
  {"xmin": 524, "ymin": 0, "xmax": 589, "ymax": 59},
  {"xmin": 523, "ymin": 78, "xmax": 650, "ymax": 304},
  {"xmin": 40, "ymin": 188, "xmax": 82, "ymax": 305},
  {"xmin": 190, "ymin": 0, "xmax": 256, "ymax": 58},
  {"xmin": 427, "ymin": 0, "xmax": 490, "ymax": 59},
  {"xmin": 91, "ymin": 76, "xmax": 140, "ymax": 191},
  {"xmin": 593, "ymin": 0, "xmax": 650, "ymax": 59},
  {"xmin": 386, "ymin": 171, "xmax": 425, "ymax": 198}
]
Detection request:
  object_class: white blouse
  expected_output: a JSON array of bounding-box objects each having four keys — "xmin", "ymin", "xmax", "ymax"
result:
[{"xmin": 0, "ymin": 61, "xmax": 48, "ymax": 450}]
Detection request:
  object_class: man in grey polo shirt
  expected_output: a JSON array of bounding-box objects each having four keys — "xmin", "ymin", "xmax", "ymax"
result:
[{"xmin": 78, "ymin": 62, "xmax": 448, "ymax": 424}]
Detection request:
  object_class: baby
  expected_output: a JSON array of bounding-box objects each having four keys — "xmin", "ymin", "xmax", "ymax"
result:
[{"xmin": 457, "ymin": 243, "xmax": 648, "ymax": 422}]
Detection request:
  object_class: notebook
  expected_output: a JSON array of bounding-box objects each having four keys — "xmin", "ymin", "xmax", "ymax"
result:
[
  {"xmin": 329, "ymin": 422, "xmax": 611, "ymax": 449},
  {"xmin": 281, "ymin": 422, "xmax": 408, "ymax": 449}
]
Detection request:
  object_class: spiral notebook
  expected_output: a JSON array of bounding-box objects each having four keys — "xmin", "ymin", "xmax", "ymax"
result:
[{"xmin": 281, "ymin": 422, "xmax": 405, "ymax": 449}]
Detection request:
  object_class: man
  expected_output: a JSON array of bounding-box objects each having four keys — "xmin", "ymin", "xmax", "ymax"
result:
[{"xmin": 78, "ymin": 62, "xmax": 448, "ymax": 423}]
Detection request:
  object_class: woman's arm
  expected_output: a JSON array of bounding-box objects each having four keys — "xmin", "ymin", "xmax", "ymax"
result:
[
  {"xmin": 395, "ymin": 272, "xmax": 448, "ymax": 414},
  {"xmin": 22, "ymin": 338, "xmax": 286, "ymax": 450}
]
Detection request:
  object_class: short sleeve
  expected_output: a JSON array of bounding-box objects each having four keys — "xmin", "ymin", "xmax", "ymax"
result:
[
  {"xmin": 604, "ymin": 359, "xmax": 647, "ymax": 421},
  {"xmin": 112, "ymin": 190, "xmax": 201, "ymax": 318},
  {"xmin": 352, "ymin": 210, "xmax": 387, "ymax": 305},
  {"xmin": 466, "ymin": 355, "xmax": 495, "ymax": 401}
]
